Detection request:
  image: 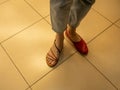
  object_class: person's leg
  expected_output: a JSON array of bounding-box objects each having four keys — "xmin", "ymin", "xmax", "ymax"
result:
[
  {"xmin": 68, "ymin": 0, "xmax": 95, "ymax": 30},
  {"xmin": 66, "ymin": 0, "xmax": 95, "ymax": 54},
  {"xmin": 46, "ymin": 0, "xmax": 73, "ymax": 67}
]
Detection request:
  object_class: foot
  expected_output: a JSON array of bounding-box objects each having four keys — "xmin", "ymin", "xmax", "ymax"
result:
[
  {"xmin": 46, "ymin": 40, "xmax": 63, "ymax": 67},
  {"xmin": 65, "ymin": 28, "xmax": 88, "ymax": 54},
  {"xmin": 66, "ymin": 29, "xmax": 82, "ymax": 42}
]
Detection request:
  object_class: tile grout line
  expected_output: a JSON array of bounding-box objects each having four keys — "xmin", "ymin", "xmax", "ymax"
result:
[
  {"xmin": 43, "ymin": 15, "xmax": 52, "ymax": 26},
  {"xmin": 0, "ymin": 19, "xmax": 42, "ymax": 44},
  {"xmin": 43, "ymin": 15, "xmax": 50, "ymax": 19},
  {"xmin": 87, "ymin": 23, "xmax": 113, "ymax": 44},
  {"xmin": 24, "ymin": 0, "xmax": 50, "ymax": 25},
  {"xmin": 43, "ymin": 14, "xmax": 50, "ymax": 19},
  {"xmin": 86, "ymin": 9, "xmax": 120, "ymax": 55},
  {"xmin": 24, "ymin": 0, "xmax": 45, "ymax": 18},
  {"xmin": 0, "ymin": 44, "xmax": 31, "ymax": 89},
  {"xmin": 25, "ymin": 86, "xmax": 32, "ymax": 90},
  {"xmin": 92, "ymin": 8, "xmax": 114, "ymax": 24},
  {"xmin": 84, "ymin": 56, "xmax": 118, "ymax": 90},
  {"xmin": 0, "ymin": 0, "xmax": 9, "ymax": 5},
  {"xmin": 92, "ymin": 8, "xmax": 120, "ymax": 28},
  {"xmin": 113, "ymin": 18, "xmax": 120, "ymax": 24},
  {"xmin": 115, "ymin": 24, "xmax": 120, "ymax": 29},
  {"xmin": 114, "ymin": 19, "xmax": 120, "ymax": 28},
  {"xmin": 29, "ymin": 51, "xmax": 77, "ymax": 88}
]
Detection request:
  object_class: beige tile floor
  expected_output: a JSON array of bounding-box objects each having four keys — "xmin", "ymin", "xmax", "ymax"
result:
[{"xmin": 0, "ymin": 0, "xmax": 120, "ymax": 90}]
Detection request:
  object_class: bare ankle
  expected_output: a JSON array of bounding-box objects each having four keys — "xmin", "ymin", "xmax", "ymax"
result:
[
  {"xmin": 67, "ymin": 25, "xmax": 76, "ymax": 35},
  {"xmin": 56, "ymin": 33, "xmax": 64, "ymax": 41},
  {"xmin": 55, "ymin": 33, "xmax": 64, "ymax": 50}
]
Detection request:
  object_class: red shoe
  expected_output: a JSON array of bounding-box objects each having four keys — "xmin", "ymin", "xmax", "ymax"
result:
[{"xmin": 65, "ymin": 30, "xmax": 88, "ymax": 55}]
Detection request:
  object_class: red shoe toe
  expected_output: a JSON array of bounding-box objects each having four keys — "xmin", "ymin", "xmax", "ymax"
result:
[{"xmin": 73, "ymin": 39, "xmax": 88, "ymax": 54}]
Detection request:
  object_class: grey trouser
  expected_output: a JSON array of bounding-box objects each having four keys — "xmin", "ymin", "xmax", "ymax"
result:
[{"xmin": 50, "ymin": 0, "xmax": 95, "ymax": 33}]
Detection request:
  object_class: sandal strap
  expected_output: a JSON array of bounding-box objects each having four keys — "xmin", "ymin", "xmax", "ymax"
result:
[
  {"xmin": 47, "ymin": 51, "xmax": 57, "ymax": 60},
  {"xmin": 46, "ymin": 56, "xmax": 56, "ymax": 61},
  {"xmin": 46, "ymin": 40, "xmax": 62, "ymax": 60},
  {"xmin": 54, "ymin": 40, "xmax": 62, "ymax": 53}
]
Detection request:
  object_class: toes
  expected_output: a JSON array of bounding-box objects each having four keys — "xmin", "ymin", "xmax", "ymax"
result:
[{"xmin": 46, "ymin": 57, "xmax": 57, "ymax": 67}]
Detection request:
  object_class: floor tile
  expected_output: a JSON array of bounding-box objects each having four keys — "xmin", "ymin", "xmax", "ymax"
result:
[
  {"xmin": 31, "ymin": 53, "xmax": 116, "ymax": 90},
  {"xmin": 0, "ymin": 0, "xmax": 7, "ymax": 4},
  {"xmin": 0, "ymin": 46, "xmax": 28, "ymax": 90},
  {"xmin": 93, "ymin": 0, "xmax": 120, "ymax": 22},
  {"xmin": 2, "ymin": 19, "xmax": 76, "ymax": 85},
  {"xmin": 0, "ymin": 0, "xmax": 41, "ymax": 42},
  {"xmin": 76, "ymin": 9, "xmax": 111, "ymax": 43},
  {"xmin": 25, "ymin": 0, "xmax": 49, "ymax": 17},
  {"xmin": 86, "ymin": 25, "xmax": 120, "ymax": 89}
]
